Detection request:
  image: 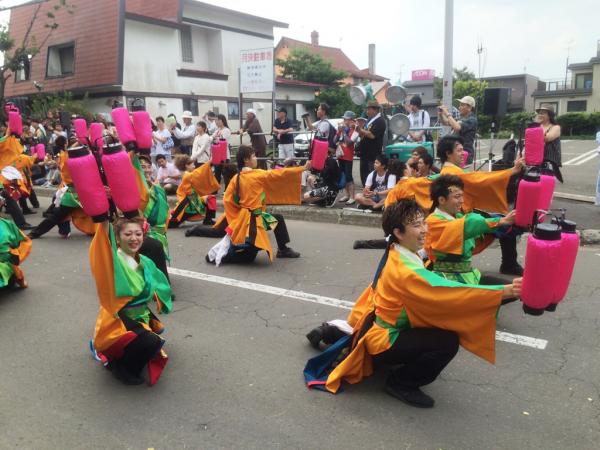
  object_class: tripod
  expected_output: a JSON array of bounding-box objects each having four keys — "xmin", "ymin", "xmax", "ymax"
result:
[{"xmin": 476, "ymin": 117, "xmax": 499, "ymax": 172}]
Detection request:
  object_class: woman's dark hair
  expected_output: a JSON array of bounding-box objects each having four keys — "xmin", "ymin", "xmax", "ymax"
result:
[
  {"xmin": 382, "ymin": 199, "xmax": 425, "ymax": 240},
  {"xmin": 388, "ymin": 159, "xmax": 407, "ymax": 179},
  {"xmin": 236, "ymin": 145, "xmax": 255, "ymax": 170},
  {"xmin": 419, "ymin": 153, "xmax": 434, "ymax": 168},
  {"xmin": 155, "ymin": 116, "xmax": 165, "ymax": 123},
  {"xmin": 54, "ymin": 135, "xmax": 67, "ymax": 151},
  {"xmin": 318, "ymin": 103, "xmax": 330, "ymax": 115},
  {"xmin": 113, "ymin": 216, "xmax": 145, "ymax": 238},
  {"xmin": 429, "ymin": 174, "xmax": 464, "ymax": 213},
  {"xmin": 174, "ymin": 154, "xmax": 191, "ymax": 171},
  {"xmin": 412, "ymin": 146, "xmax": 429, "ymax": 159},
  {"xmin": 196, "ymin": 120, "xmax": 207, "ymax": 131},
  {"xmin": 409, "ymin": 95, "xmax": 422, "ymax": 107},
  {"xmin": 138, "ymin": 154, "xmax": 152, "ymax": 165},
  {"xmin": 375, "ymin": 154, "xmax": 389, "ymax": 168},
  {"xmin": 437, "ymin": 135, "xmax": 464, "ymax": 163},
  {"xmin": 217, "ymin": 114, "xmax": 229, "ymax": 129},
  {"xmin": 547, "ymin": 109, "xmax": 557, "ymax": 125}
]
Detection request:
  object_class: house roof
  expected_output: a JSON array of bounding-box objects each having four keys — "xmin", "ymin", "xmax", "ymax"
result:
[
  {"xmin": 275, "ymin": 77, "xmax": 325, "ymax": 88},
  {"xmin": 276, "ymin": 37, "xmax": 388, "ymax": 81},
  {"xmin": 183, "ymin": 0, "xmax": 288, "ymax": 28},
  {"xmin": 370, "ymin": 80, "xmax": 390, "ymax": 95}
]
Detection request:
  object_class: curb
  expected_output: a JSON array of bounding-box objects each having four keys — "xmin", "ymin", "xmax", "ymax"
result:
[
  {"xmin": 32, "ymin": 187, "xmax": 600, "ymax": 246},
  {"xmin": 554, "ymin": 191, "xmax": 596, "ymax": 204}
]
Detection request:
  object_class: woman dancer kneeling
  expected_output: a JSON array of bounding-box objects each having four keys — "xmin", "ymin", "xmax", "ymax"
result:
[{"xmin": 90, "ymin": 216, "xmax": 172, "ymax": 386}]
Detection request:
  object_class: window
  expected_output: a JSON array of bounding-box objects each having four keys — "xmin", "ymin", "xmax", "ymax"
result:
[
  {"xmin": 228, "ymin": 102, "xmax": 239, "ymax": 120},
  {"xmin": 567, "ymin": 100, "xmax": 586, "ymax": 112},
  {"xmin": 575, "ymin": 73, "xmax": 593, "ymax": 89},
  {"xmin": 15, "ymin": 56, "xmax": 31, "ymax": 82},
  {"xmin": 46, "ymin": 43, "xmax": 74, "ymax": 77},
  {"xmin": 182, "ymin": 98, "xmax": 199, "ymax": 116},
  {"xmin": 180, "ymin": 27, "xmax": 193, "ymax": 63}
]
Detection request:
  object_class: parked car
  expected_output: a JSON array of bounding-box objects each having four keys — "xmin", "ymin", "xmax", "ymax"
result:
[{"xmin": 293, "ymin": 118, "xmax": 342, "ymax": 158}]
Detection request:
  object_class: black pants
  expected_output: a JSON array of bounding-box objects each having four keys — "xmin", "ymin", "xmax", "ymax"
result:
[
  {"xmin": 2, "ymin": 193, "xmax": 27, "ymax": 227},
  {"xmin": 19, "ymin": 189, "xmax": 39, "ymax": 209},
  {"xmin": 373, "ymin": 328, "xmax": 459, "ymax": 389},
  {"xmin": 499, "ymin": 235, "xmax": 518, "ymax": 267},
  {"xmin": 139, "ymin": 236, "xmax": 170, "ymax": 282},
  {"xmin": 117, "ymin": 330, "xmax": 163, "ymax": 377},
  {"xmin": 220, "ymin": 213, "xmax": 290, "ymax": 264},
  {"xmin": 29, "ymin": 205, "xmax": 76, "ymax": 237},
  {"xmin": 360, "ymin": 158, "xmax": 375, "ymax": 187},
  {"xmin": 186, "ymin": 223, "xmax": 227, "ymax": 238}
]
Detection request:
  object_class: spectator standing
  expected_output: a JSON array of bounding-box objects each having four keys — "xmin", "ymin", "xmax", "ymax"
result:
[
  {"xmin": 171, "ymin": 111, "xmax": 196, "ymax": 155},
  {"xmin": 536, "ymin": 104, "xmax": 563, "ymax": 181},
  {"xmin": 406, "ymin": 95, "xmax": 430, "ymax": 142},
  {"xmin": 438, "ymin": 96, "xmax": 477, "ymax": 164},
  {"xmin": 356, "ymin": 100, "xmax": 386, "ymax": 186},
  {"xmin": 152, "ymin": 116, "xmax": 174, "ymax": 162},
  {"xmin": 273, "ymin": 107, "xmax": 295, "ymax": 161},
  {"xmin": 204, "ymin": 111, "xmax": 218, "ymax": 135},
  {"xmin": 167, "ymin": 114, "xmax": 181, "ymax": 151},
  {"xmin": 155, "ymin": 154, "xmax": 182, "ymax": 195},
  {"xmin": 237, "ymin": 109, "xmax": 267, "ymax": 169},
  {"xmin": 213, "ymin": 114, "xmax": 232, "ymax": 183},
  {"xmin": 336, "ymin": 110, "xmax": 358, "ymax": 204},
  {"xmin": 306, "ymin": 103, "xmax": 337, "ymax": 150},
  {"xmin": 191, "ymin": 121, "xmax": 212, "ymax": 165},
  {"xmin": 595, "ymin": 127, "xmax": 600, "ymax": 206}
]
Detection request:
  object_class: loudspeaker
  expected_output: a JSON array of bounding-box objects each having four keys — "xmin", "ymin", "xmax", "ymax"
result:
[
  {"xmin": 483, "ymin": 88, "xmax": 510, "ymax": 117},
  {"xmin": 59, "ymin": 111, "xmax": 71, "ymax": 129}
]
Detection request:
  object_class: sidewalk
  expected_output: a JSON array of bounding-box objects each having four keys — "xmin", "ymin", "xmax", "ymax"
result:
[{"xmin": 32, "ymin": 186, "xmax": 600, "ymax": 246}]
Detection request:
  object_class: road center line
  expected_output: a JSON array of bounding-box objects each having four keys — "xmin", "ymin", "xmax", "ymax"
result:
[
  {"xmin": 168, "ymin": 267, "xmax": 548, "ymax": 350},
  {"xmin": 563, "ymin": 149, "xmax": 598, "ymax": 165}
]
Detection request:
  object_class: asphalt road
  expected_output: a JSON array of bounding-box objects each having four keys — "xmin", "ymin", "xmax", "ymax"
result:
[{"xmin": 1, "ymin": 199, "xmax": 600, "ymax": 450}]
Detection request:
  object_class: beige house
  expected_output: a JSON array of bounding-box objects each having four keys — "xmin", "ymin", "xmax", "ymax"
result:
[{"xmin": 532, "ymin": 41, "xmax": 600, "ymax": 114}]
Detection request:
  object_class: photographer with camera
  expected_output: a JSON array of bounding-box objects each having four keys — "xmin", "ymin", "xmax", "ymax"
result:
[{"xmin": 438, "ymin": 96, "xmax": 477, "ymax": 165}]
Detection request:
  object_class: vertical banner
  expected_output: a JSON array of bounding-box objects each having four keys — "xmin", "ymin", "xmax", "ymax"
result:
[{"xmin": 240, "ymin": 48, "xmax": 274, "ymax": 94}]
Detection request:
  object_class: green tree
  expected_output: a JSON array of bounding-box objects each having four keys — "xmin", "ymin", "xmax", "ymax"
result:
[
  {"xmin": 0, "ymin": 1, "xmax": 75, "ymax": 118},
  {"xmin": 277, "ymin": 48, "xmax": 347, "ymax": 86},
  {"xmin": 434, "ymin": 66, "xmax": 478, "ymax": 99},
  {"xmin": 314, "ymin": 85, "xmax": 362, "ymax": 119}
]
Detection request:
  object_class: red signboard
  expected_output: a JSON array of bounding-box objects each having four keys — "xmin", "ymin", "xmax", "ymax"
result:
[{"xmin": 411, "ymin": 69, "xmax": 435, "ymax": 81}]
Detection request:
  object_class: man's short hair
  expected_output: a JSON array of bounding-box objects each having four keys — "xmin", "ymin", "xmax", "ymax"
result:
[
  {"xmin": 419, "ymin": 153, "xmax": 434, "ymax": 168},
  {"xmin": 409, "ymin": 95, "xmax": 422, "ymax": 107},
  {"xmin": 155, "ymin": 154, "xmax": 166, "ymax": 162},
  {"xmin": 382, "ymin": 199, "xmax": 425, "ymax": 237},
  {"xmin": 375, "ymin": 154, "xmax": 389, "ymax": 168},
  {"xmin": 437, "ymin": 135, "xmax": 464, "ymax": 163},
  {"xmin": 155, "ymin": 116, "xmax": 165, "ymax": 123},
  {"xmin": 430, "ymin": 175, "xmax": 464, "ymax": 203},
  {"xmin": 318, "ymin": 103, "xmax": 330, "ymax": 115}
]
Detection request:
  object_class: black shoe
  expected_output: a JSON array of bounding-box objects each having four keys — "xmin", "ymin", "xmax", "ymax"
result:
[
  {"xmin": 385, "ymin": 383, "xmax": 435, "ymax": 408},
  {"xmin": 353, "ymin": 239, "xmax": 386, "ymax": 250},
  {"xmin": 277, "ymin": 246, "xmax": 300, "ymax": 258},
  {"xmin": 306, "ymin": 325, "xmax": 326, "ymax": 349},
  {"xmin": 500, "ymin": 263, "xmax": 524, "ymax": 276},
  {"xmin": 111, "ymin": 363, "xmax": 144, "ymax": 386},
  {"xmin": 205, "ymin": 254, "xmax": 216, "ymax": 264},
  {"xmin": 202, "ymin": 219, "xmax": 216, "ymax": 226},
  {"xmin": 20, "ymin": 223, "xmax": 34, "ymax": 231}
]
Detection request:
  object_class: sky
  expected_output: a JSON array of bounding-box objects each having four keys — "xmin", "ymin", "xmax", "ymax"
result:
[{"xmin": 1, "ymin": 0, "xmax": 598, "ymax": 83}]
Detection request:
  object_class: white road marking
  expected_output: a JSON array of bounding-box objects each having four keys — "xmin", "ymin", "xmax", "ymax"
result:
[
  {"xmin": 572, "ymin": 152, "xmax": 598, "ymax": 166},
  {"xmin": 563, "ymin": 149, "xmax": 598, "ymax": 165},
  {"xmin": 169, "ymin": 267, "xmax": 549, "ymax": 350}
]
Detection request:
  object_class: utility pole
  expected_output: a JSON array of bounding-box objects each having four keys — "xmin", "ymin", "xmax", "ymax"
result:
[
  {"xmin": 564, "ymin": 39, "xmax": 574, "ymax": 89},
  {"xmin": 442, "ymin": 0, "xmax": 454, "ymax": 117},
  {"xmin": 477, "ymin": 42, "xmax": 484, "ymax": 80}
]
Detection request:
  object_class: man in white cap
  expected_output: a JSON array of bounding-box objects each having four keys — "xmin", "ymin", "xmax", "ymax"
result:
[
  {"xmin": 171, "ymin": 110, "xmax": 196, "ymax": 155},
  {"xmin": 236, "ymin": 108, "xmax": 267, "ymax": 169},
  {"xmin": 438, "ymin": 96, "xmax": 477, "ymax": 164}
]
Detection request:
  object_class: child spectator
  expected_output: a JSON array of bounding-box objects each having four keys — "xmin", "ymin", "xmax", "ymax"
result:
[{"xmin": 354, "ymin": 155, "xmax": 396, "ymax": 210}]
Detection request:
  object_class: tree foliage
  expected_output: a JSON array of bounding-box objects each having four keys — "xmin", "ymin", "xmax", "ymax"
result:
[
  {"xmin": 314, "ymin": 85, "xmax": 363, "ymax": 119},
  {"xmin": 30, "ymin": 91, "xmax": 92, "ymax": 121},
  {"xmin": 434, "ymin": 66, "xmax": 479, "ymax": 99},
  {"xmin": 277, "ymin": 48, "xmax": 347, "ymax": 86}
]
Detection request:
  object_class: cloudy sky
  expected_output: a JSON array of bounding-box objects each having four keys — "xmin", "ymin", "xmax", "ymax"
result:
[{"xmin": 2, "ymin": 0, "xmax": 598, "ymax": 83}]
